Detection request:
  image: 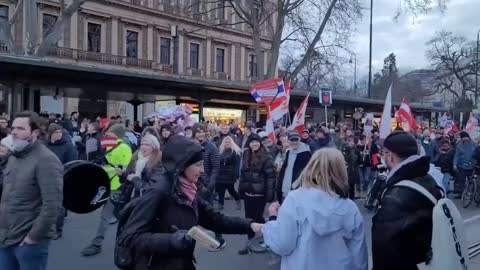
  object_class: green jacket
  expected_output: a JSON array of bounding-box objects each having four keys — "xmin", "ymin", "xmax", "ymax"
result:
[
  {"xmin": 0, "ymin": 142, "xmax": 63, "ymax": 247},
  {"xmin": 103, "ymin": 139, "xmax": 132, "ymax": 191}
]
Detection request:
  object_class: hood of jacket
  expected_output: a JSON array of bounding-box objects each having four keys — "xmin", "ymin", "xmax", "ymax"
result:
[
  {"xmin": 291, "ymin": 188, "xmax": 362, "ymax": 238},
  {"xmin": 289, "ymin": 142, "xmax": 310, "ymax": 155},
  {"xmin": 162, "ymin": 135, "xmax": 203, "ymax": 174},
  {"xmin": 385, "ymin": 155, "xmax": 430, "ymax": 188},
  {"xmin": 48, "ymin": 131, "xmax": 70, "ymax": 146}
]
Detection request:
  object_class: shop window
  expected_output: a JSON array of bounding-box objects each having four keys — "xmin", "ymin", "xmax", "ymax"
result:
[
  {"xmin": 0, "ymin": 5, "xmax": 8, "ymax": 23},
  {"xmin": 42, "ymin": 14, "xmax": 58, "ymax": 38},
  {"xmin": 87, "ymin": 22, "xmax": 101, "ymax": 53},
  {"xmin": 126, "ymin": 30, "xmax": 138, "ymax": 58},
  {"xmin": 160, "ymin": 37, "xmax": 171, "ymax": 65},
  {"xmin": 190, "ymin": 43, "xmax": 199, "ymax": 69},
  {"xmin": 249, "ymin": 54, "xmax": 257, "ymax": 77},
  {"xmin": 216, "ymin": 48, "xmax": 225, "ymax": 73}
]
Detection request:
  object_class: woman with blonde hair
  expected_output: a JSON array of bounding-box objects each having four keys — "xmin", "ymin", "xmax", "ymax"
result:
[
  {"xmin": 262, "ymin": 148, "xmax": 368, "ymax": 270},
  {"xmin": 216, "ymin": 136, "xmax": 242, "ymax": 210}
]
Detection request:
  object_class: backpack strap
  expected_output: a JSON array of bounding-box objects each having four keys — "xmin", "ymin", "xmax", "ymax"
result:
[{"xmin": 395, "ymin": 180, "xmax": 438, "ymax": 205}]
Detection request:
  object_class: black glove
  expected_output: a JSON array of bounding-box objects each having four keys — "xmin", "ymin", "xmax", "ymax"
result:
[{"xmin": 169, "ymin": 227, "xmax": 194, "ymax": 252}]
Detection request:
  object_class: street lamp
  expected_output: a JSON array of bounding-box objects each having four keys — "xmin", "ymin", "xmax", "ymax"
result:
[
  {"xmin": 367, "ymin": 0, "xmax": 373, "ymax": 99},
  {"xmin": 349, "ymin": 54, "xmax": 357, "ymax": 94},
  {"xmin": 475, "ymin": 28, "xmax": 479, "ymax": 107}
]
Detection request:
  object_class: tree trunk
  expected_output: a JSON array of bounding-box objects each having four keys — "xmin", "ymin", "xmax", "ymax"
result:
[
  {"xmin": 252, "ymin": 26, "xmax": 264, "ymax": 80},
  {"xmin": 265, "ymin": 2, "xmax": 285, "ymax": 79}
]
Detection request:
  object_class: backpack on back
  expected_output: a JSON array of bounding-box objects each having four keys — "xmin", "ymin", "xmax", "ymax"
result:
[{"xmin": 395, "ymin": 180, "xmax": 469, "ymax": 270}]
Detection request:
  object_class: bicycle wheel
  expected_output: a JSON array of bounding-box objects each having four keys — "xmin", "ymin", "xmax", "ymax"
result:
[
  {"xmin": 473, "ymin": 180, "xmax": 480, "ymax": 204},
  {"xmin": 462, "ymin": 180, "xmax": 475, "ymax": 208}
]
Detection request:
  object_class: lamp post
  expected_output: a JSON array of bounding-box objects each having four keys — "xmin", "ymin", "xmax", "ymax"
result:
[
  {"xmin": 475, "ymin": 29, "xmax": 479, "ymax": 107},
  {"xmin": 349, "ymin": 54, "xmax": 357, "ymax": 94},
  {"xmin": 367, "ymin": 0, "xmax": 373, "ymax": 99}
]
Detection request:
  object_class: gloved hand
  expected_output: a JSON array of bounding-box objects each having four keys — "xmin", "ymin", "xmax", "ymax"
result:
[{"xmin": 169, "ymin": 228, "xmax": 194, "ymax": 252}]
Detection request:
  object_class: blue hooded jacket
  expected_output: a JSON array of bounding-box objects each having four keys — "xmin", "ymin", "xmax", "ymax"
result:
[{"xmin": 263, "ymin": 187, "xmax": 368, "ymax": 270}]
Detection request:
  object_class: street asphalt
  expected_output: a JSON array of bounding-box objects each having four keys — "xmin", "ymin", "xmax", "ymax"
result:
[{"xmin": 47, "ymin": 196, "xmax": 480, "ymax": 270}]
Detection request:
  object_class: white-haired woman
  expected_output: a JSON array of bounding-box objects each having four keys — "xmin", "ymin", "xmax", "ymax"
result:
[
  {"xmin": 262, "ymin": 148, "xmax": 368, "ymax": 270},
  {"xmin": 216, "ymin": 136, "xmax": 242, "ymax": 210}
]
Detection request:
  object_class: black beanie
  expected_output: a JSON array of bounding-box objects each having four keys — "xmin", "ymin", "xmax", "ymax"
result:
[
  {"xmin": 383, "ymin": 131, "xmax": 418, "ymax": 159},
  {"xmin": 184, "ymin": 150, "xmax": 204, "ymax": 169}
]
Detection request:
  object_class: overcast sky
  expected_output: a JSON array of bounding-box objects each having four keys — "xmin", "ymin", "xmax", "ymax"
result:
[{"xmin": 351, "ymin": 0, "xmax": 480, "ymax": 77}]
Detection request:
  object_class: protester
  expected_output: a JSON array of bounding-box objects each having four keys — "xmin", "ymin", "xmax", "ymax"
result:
[
  {"xmin": 315, "ymin": 127, "xmax": 336, "ymax": 149},
  {"xmin": 277, "ymin": 131, "xmax": 312, "ymax": 203},
  {"xmin": 421, "ymin": 130, "xmax": 439, "ymax": 163},
  {"xmin": 83, "ymin": 121, "xmax": 103, "ymax": 162},
  {"xmin": 301, "ymin": 129, "xmax": 317, "ymax": 152},
  {"xmin": 341, "ymin": 136, "xmax": 359, "ymax": 199},
  {"xmin": 116, "ymin": 135, "xmax": 263, "ymax": 270},
  {"xmin": 0, "ymin": 111, "xmax": 63, "ymax": 270},
  {"xmin": 238, "ymin": 134, "xmax": 276, "ymax": 255},
  {"xmin": 0, "ymin": 116, "xmax": 9, "ymax": 130},
  {"xmin": 262, "ymin": 148, "xmax": 368, "ymax": 270},
  {"xmin": 357, "ymin": 135, "xmax": 373, "ymax": 194},
  {"xmin": 220, "ymin": 124, "xmax": 232, "ymax": 141},
  {"xmin": 241, "ymin": 121, "xmax": 256, "ymax": 149},
  {"xmin": 160, "ymin": 123, "xmax": 173, "ymax": 147},
  {"xmin": 0, "ymin": 135, "xmax": 14, "ymax": 198},
  {"xmin": 453, "ymin": 131, "xmax": 477, "ymax": 198},
  {"xmin": 184, "ymin": 126, "xmax": 193, "ymax": 139},
  {"xmin": 274, "ymin": 139, "xmax": 289, "ymax": 174},
  {"xmin": 208, "ymin": 124, "xmax": 222, "ymax": 147},
  {"xmin": 63, "ymin": 111, "xmax": 80, "ymax": 137},
  {"xmin": 46, "ymin": 123, "xmax": 78, "ymax": 164},
  {"xmin": 371, "ymin": 131, "xmax": 443, "ymax": 270},
  {"xmin": 192, "ymin": 123, "xmax": 220, "ymax": 195},
  {"xmin": 434, "ymin": 139, "xmax": 455, "ymax": 193},
  {"xmin": 81, "ymin": 124, "xmax": 133, "ymax": 257},
  {"xmin": 258, "ymin": 131, "xmax": 280, "ymax": 161},
  {"xmin": 216, "ymin": 136, "xmax": 242, "ymax": 211}
]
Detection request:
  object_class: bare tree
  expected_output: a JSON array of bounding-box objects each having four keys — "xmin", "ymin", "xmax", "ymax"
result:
[
  {"xmin": 0, "ymin": 0, "xmax": 90, "ymax": 56},
  {"xmin": 425, "ymin": 31, "xmax": 477, "ymax": 102}
]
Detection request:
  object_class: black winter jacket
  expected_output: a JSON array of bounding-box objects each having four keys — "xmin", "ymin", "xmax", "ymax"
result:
[
  {"xmin": 302, "ymin": 137, "xmax": 318, "ymax": 153},
  {"xmin": 46, "ymin": 134, "xmax": 78, "ymax": 164},
  {"xmin": 239, "ymin": 149, "xmax": 276, "ymax": 202},
  {"xmin": 199, "ymin": 140, "xmax": 220, "ymax": 190},
  {"xmin": 372, "ymin": 156, "xmax": 443, "ymax": 270},
  {"xmin": 277, "ymin": 144, "xmax": 312, "ymax": 202},
  {"xmin": 434, "ymin": 149, "xmax": 455, "ymax": 174},
  {"xmin": 216, "ymin": 149, "xmax": 240, "ymax": 185},
  {"xmin": 117, "ymin": 136, "xmax": 253, "ymax": 270}
]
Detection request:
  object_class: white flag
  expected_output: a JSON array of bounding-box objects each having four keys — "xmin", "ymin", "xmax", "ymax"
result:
[{"xmin": 379, "ymin": 84, "xmax": 392, "ymax": 139}]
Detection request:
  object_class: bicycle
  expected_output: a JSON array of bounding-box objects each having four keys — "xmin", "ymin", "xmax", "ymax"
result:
[
  {"xmin": 461, "ymin": 167, "xmax": 480, "ymax": 208},
  {"xmin": 364, "ymin": 165, "xmax": 388, "ymax": 211}
]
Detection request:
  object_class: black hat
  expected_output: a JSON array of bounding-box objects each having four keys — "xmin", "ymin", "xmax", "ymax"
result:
[
  {"xmin": 246, "ymin": 134, "xmax": 262, "ymax": 146},
  {"xmin": 383, "ymin": 131, "xmax": 418, "ymax": 159},
  {"xmin": 192, "ymin": 123, "xmax": 206, "ymax": 138},
  {"xmin": 460, "ymin": 131, "xmax": 470, "ymax": 139}
]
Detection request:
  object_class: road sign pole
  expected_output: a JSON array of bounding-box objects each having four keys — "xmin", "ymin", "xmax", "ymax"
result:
[{"xmin": 325, "ymin": 105, "xmax": 328, "ymax": 125}]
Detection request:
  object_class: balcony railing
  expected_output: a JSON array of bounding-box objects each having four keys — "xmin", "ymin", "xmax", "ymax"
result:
[{"xmin": 47, "ymin": 47, "xmax": 153, "ymax": 69}]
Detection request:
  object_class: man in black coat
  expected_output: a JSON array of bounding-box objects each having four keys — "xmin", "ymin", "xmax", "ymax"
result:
[
  {"xmin": 301, "ymin": 129, "xmax": 318, "ymax": 152},
  {"xmin": 277, "ymin": 131, "xmax": 312, "ymax": 203},
  {"xmin": 372, "ymin": 132, "xmax": 443, "ymax": 270}
]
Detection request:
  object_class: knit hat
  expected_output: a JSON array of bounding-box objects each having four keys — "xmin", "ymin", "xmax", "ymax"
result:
[
  {"xmin": 141, "ymin": 134, "xmax": 160, "ymax": 151},
  {"xmin": 383, "ymin": 131, "xmax": 418, "ymax": 159},
  {"xmin": 0, "ymin": 135, "xmax": 14, "ymax": 152},
  {"xmin": 192, "ymin": 123, "xmax": 206, "ymax": 138},
  {"xmin": 48, "ymin": 123, "xmax": 63, "ymax": 137},
  {"xmin": 184, "ymin": 149, "xmax": 204, "ymax": 168},
  {"xmin": 108, "ymin": 124, "xmax": 126, "ymax": 139},
  {"xmin": 460, "ymin": 131, "xmax": 470, "ymax": 139},
  {"xmin": 246, "ymin": 133, "xmax": 262, "ymax": 146}
]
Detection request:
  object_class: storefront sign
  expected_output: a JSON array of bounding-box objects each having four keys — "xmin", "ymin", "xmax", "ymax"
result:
[
  {"xmin": 155, "ymin": 100, "xmax": 176, "ymax": 111},
  {"xmin": 204, "ymin": 108, "xmax": 243, "ymax": 118}
]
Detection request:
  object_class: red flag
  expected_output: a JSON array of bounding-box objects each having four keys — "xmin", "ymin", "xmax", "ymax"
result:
[
  {"xmin": 289, "ymin": 93, "xmax": 310, "ymax": 133},
  {"xmin": 398, "ymin": 98, "xmax": 416, "ymax": 131}
]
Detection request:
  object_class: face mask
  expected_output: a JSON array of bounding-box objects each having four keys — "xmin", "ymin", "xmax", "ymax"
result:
[
  {"xmin": 423, "ymin": 140, "xmax": 429, "ymax": 144},
  {"xmin": 12, "ymin": 139, "xmax": 30, "ymax": 152}
]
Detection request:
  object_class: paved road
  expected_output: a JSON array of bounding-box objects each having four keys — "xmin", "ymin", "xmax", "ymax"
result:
[{"xmin": 48, "ymin": 197, "xmax": 480, "ymax": 270}]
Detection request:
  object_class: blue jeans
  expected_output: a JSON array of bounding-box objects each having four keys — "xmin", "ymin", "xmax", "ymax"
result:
[
  {"xmin": 358, "ymin": 166, "xmax": 372, "ymax": 192},
  {"xmin": 0, "ymin": 240, "xmax": 50, "ymax": 270},
  {"xmin": 442, "ymin": 172, "xmax": 452, "ymax": 193}
]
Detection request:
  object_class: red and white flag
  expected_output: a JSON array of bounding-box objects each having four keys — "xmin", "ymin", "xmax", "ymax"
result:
[
  {"xmin": 289, "ymin": 93, "xmax": 310, "ymax": 133},
  {"xmin": 269, "ymin": 80, "xmax": 290, "ymax": 120},
  {"xmin": 466, "ymin": 112, "xmax": 478, "ymax": 132},
  {"xmin": 379, "ymin": 84, "xmax": 392, "ymax": 139},
  {"xmin": 266, "ymin": 107, "xmax": 276, "ymax": 142},
  {"xmin": 100, "ymin": 137, "xmax": 118, "ymax": 149},
  {"xmin": 398, "ymin": 98, "xmax": 416, "ymax": 131}
]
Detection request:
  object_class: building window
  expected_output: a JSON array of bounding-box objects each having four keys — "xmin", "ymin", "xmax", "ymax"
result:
[
  {"xmin": 216, "ymin": 48, "xmax": 225, "ymax": 73},
  {"xmin": 216, "ymin": 1, "xmax": 225, "ymax": 20},
  {"xmin": 192, "ymin": 0, "xmax": 200, "ymax": 15},
  {"xmin": 249, "ymin": 54, "xmax": 257, "ymax": 77},
  {"xmin": 0, "ymin": 5, "xmax": 8, "ymax": 23},
  {"xmin": 42, "ymin": 14, "xmax": 58, "ymax": 38},
  {"xmin": 160, "ymin": 37, "xmax": 171, "ymax": 65},
  {"xmin": 190, "ymin": 43, "xmax": 199, "ymax": 69},
  {"xmin": 126, "ymin": 30, "xmax": 138, "ymax": 58},
  {"xmin": 87, "ymin": 23, "xmax": 101, "ymax": 53}
]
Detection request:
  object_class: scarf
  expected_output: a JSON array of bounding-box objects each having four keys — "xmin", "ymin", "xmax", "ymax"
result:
[
  {"xmin": 135, "ymin": 152, "xmax": 150, "ymax": 177},
  {"xmin": 178, "ymin": 175, "xmax": 198, "ymax": 204}
]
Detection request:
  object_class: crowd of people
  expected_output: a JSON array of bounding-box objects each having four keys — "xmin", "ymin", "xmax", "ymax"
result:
[{"xmin": 0, "ymin": 110, "xmax": 474, "ymax": 270}]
